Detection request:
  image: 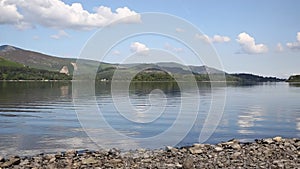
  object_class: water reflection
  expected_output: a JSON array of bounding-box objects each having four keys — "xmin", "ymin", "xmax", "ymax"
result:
[
  {"xmin": 289, "ymin": 83, "xmax": 300, "ymax": 87},
  {"xmin": 0, "ymin": 82, "xmax": 299, "ymax": 155},
  {"xmin": 237, "ymin": 106, "xmax": 263, "ymax": 134}
]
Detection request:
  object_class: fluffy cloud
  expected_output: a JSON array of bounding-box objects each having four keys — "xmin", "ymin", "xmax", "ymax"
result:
[
  {"xmin": 50, "ymin": 30, "xmax": 70, "ymax": 39},
  {"xmin": 175, "ymin": 28, "xmax": 185, "ymax": 33},
  {"xmin": 195, "ymin": 33, "xmax": 231, "ymax": 43},
  {"xmin": 112, "ymin": 50, "xmax": 121, "ymax": 56},
  {"xmin": 1, "ymin": 0, "xmax": 141, "ymax": 30},
  {"xmin": 212, "ymin": 35, "xmax": 231, "ymax": 43},
  {"xmin": 286, "ymin": 32, "xmax": 300, "ymax": 50},
  {"xmin": 236, "ymin": 32, "xmax": 268, "ymax": 54},
  {"xmin": 164, "ymin": 43, "xmax": 184, "ymax": 53},
  {"xmin": 276, "ymin": 43, "xmax": 284, "ymax": 52},
  {"xmin": 130, "ymin": 42, "xmax": 149, "ymax": 53},
  {"xmin": 0, "ymin": 0, "xmax": 23, "ymax": 24},
  {"xmin": 195, "ymin": 34, "xmax": 210, "ymax": 43}
]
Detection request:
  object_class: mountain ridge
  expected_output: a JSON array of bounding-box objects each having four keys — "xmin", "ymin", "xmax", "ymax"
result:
[{"xmin": 0, "ymin": 45, "xmax": 285, "ymax": 83}]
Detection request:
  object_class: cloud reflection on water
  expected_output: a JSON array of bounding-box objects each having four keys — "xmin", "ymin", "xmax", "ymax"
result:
[{"xmin": 237, "ymin": 106, "xmax": 263, "ymax": 134}]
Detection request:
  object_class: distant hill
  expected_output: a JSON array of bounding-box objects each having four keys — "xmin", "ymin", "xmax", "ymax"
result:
[
  {"xmin": 0, "ymin": 45, "xmax": 105, "ymax": 75},
  {"xmin": 0, "ymin": 45, "xmax": 74, "ymax": 72},
  {"xmin": 0, "ymin": 45, "xmax": 286, "ymax": 83},
  {"xmin": 0, "ymin": 57, "xmax": 71, "ymax": 80},
  {"xmin": 287, "ymin": 75, "xmax": 300, "ymax": 83},
  {"xmin": 231, "ymin": 73, "xmax": 285, "ymax": 84}
]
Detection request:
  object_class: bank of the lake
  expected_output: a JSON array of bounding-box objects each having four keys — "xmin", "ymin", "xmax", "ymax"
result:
[{"xmin": 0, "ymin": 137, "xmax": 299, "ymax": 169}]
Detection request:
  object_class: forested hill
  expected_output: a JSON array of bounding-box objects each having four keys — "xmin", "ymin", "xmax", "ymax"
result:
[
  {"xmin": 0, "ymin": 57, "xmax": 71, "ymax": 80},
  {"xmin": 287, "ymin": 75, "xmax": 300, "ymax": 82},
  {"xmin": 0, "ymin": 45, "xmax": 286, "ymax": 83}
]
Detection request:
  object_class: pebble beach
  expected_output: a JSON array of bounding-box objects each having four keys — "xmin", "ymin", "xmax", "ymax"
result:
[{"xmin": 0, "ymin": 137, "xmax": 299, "ymax": 169}]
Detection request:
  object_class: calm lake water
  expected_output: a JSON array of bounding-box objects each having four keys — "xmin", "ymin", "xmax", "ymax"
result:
[{"xmin": 0, "ymin": 81, "xmax": 299, "ymax": 156}]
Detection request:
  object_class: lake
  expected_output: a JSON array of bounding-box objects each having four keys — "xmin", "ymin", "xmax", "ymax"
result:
[{"xmin": 0, "ymin": 81, "xmax": 299, "ymax": 156}]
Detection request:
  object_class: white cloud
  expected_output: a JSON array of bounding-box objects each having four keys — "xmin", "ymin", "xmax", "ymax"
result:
[
  {"xmin": 195, "ymin": 33, "xmax": 211, "ymax": 43},
  {"xmin": 286, "ymin": 32, "xmax": 300, "ymax": 50},
  {"xmin": 130, "ymin": 42, "xmax": 149, "ymax": 53},
  {"xmin": 33, "ymin": 35, "xmax": 39, "ymax": 40},
  {"xmin": 276, "ymin": 43, "xmax": 284, "ymax": 52},
  {"xmin": 0, "ymin": 0, "xmax": 141, "ymax": 30},
  {"xmin": 0, "ymin": 0, "xmax": 23, "ymax": 24},
  {"xmin": 195, "ymin": 33, "xmax": 231, "ymax": 43},
  {"xmin": 236, "ymin": 32, "xmax": 268, "ymax": 54},
  {"xmin": 212, "ymin": 35, "xmax": 231, "ymax": 43},
  {"xmin": 112, "ymin": 50, "xmax": 121, "ymax": 55},
  {"xmin": 175, "ymin": 28, "xmax": 185, "ymax": 33},
  {"xmin": 50, "ymin": 30, "xmax": 70, "ymax": 39},
  {"xmin": 164, "ymin": 43, "xmax": 184, "ymax": 53}
]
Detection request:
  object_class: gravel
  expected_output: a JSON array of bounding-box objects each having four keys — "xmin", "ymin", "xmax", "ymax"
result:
[{"xmin": 0, "ymin": 137, "xmax": 299, "ymax": 168}]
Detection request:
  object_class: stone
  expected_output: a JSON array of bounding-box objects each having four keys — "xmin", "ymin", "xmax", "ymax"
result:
[
  {"xmin": 182, "ymin": 156, "xmax": 194, "ymax": 169},
  {"xmin": 231, "ymin": 143, "xmax": 241, "ymax": 150},
  {"xmin": 175, "ymin": 162, "xmax": 183, "ymax": 168},
  {"xmin": 263, "ymin": 138, "xmax": 274, "ymax": 144},
  {"xmin": 65, "ymin": 150, "xmax": 77, "ymax": 157},
  {"xmin": 192, "ymin": 143, "xmax": 205, "ymax": 148},
  {"xmin": 166, "ymin": 163, "xmax": 176, "ymax": 167},
  {"xmin": 0, "ymin": 157, "xmax": 20, "ymax": 168},
  {"xmin": 214, "ymin": 146, "xmax": 223, "ymax": 152},
  {"xmin": 232, "ymin": 152, "xmax": 242, "ymax": 158},
  {"xmin": 109, "ymin": 159, "xmax": 122, "ymax": 164},
  {"xmin": 273, "ymin": 136, "xmax": 283, "ymax": 142},
  {"xmin": 141, "ymin": 159, "xmax": 152, "ymax": 163},
  {"xmin": 188, "ymin": 147, "xmax": 203, "ymax": 154},
  {"xmin": 0, "ymin": 156, "xmax": 4, "ymax": 162},
  {"xmin": 82, "ymin": 157, "xmax": 98, "ymax": 165},
  {"xmin": 19, "ymin": 159, "xmax": 29, "ymax": 166},
  {"xmin": 166, "ymin": 146, "xmax": 178, "ymax": 153},
  {"xmin": 49, "ymin": 157, "xmax": 56, "ymax": 163}
]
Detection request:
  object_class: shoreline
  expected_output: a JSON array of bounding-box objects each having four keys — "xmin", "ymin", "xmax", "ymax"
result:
[{"xmin": 0, "ymin": 137, "xmax": 299, "ymax": 168}]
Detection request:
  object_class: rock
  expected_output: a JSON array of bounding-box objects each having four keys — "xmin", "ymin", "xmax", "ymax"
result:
[
  {"xmin": 166, "ymin": 146, "xmax": 178, "ymax": 153},
  {"xmin": 49, "ymin": 157, "xmax": 56, "ymax": 163},
  {"xmin": 263, "ymin": 138, "xmax": 274, "ymax": 144},
  {"xmin": 182, "ymin": 156, "xmax": 194, "ymax": 169},
  {"xmin": 0, "ymin": 157, "xmax": 20, "ymax": 168},
  {"xmin": 82, "ymin": 157, "xmax": 98, "ymax": 165},
  {"xmin": 141, "ymin": 159, "xmax": 152, "ymax": 163},
  {"xmin": 214, "ymin": 146, "xmax": 223, "ymax": 152},
  {"xmin": 231, "ymin": 152, "xmax": 242, "ymax": 158},
  {"xmin": 231, "ymin": 143, "xmax": 241, "ymax": 150},
  {"xmin": 109, "ymin": 159, "xmax": 122, "ymax": 164},
  {"xmin": 192, "ymin": 143, "xmax": 205, "ymax": 148},
  {"xmin": 273, "ymin": 136, "xmax": 283, "ymax": 142},
  {"xmin": 175, "ymin": 162, "xmax": 183, "ymax": 168},
  {"xmin": 19, "ymin": 159, "xmax": 29, "ymax": 166},
  {"xmin": 188, "ymin": 146, "xmax": 203, "ymax": 154},
  {"xmin": 0, "ymin": 156, "xmax": 4, "ymax": 162},
  {"xmin": 225, "ymin": 139, "xmax": 240, "ymax": 144},
  {"xmin": 166, "ymin": 146, "xmax": 173, "ymax": 151},
  {"xmin": 166, "ymin": 163, "xmax": 176, "ymax": 167},
  {"xmin": 65, "ymin": 150, "xmax": 77, "ymax": 157}
]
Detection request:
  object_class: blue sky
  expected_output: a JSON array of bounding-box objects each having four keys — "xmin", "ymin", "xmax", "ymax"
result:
[{"xmin": 0, "ymin": 0, "xmax": 300, "ymax": 78}]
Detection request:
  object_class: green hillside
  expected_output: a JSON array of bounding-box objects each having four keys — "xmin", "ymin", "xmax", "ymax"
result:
[
  {"xmin": 0, "ymin": 57, "xmax": 71, "ymax": 80},
  {"xmin": 0, "ymin": 57, "xmax": 24, "ymax": 67},
  {"xmin": 0, "ymin": 45, "xmax": 286, "ymax": 83}
]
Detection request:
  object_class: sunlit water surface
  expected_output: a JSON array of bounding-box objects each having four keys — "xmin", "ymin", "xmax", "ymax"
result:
[{"xmin": 0, "ymin": 82, "xmax": 299, "ymax": 156}]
